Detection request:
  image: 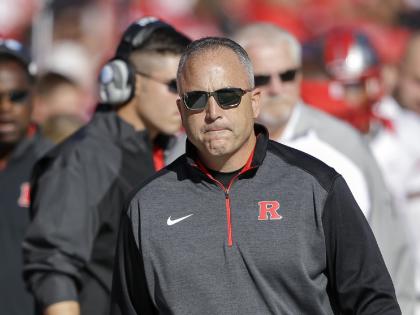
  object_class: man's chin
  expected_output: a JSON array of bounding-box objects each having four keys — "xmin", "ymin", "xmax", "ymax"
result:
[
  {"xmin": 0, "ymin": 131, "xmax": 20, "ymax": 144},
  {"xmin": 204, "ymin": 141, "xmax": 230, "ymax": 157},
  {"xmin": 257, "ymin": 111, "xmax": 290, "ymax": 129}
]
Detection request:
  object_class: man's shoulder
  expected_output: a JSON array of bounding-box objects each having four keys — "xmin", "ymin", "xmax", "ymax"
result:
[
  {"xmin": 299, "ymin": 104, "xmax": 371, "ymax": 155},
  {"xmin": 300, "ymin": 104, "xmax": 360, "ymax": 137},
  {"xmin": 127, "ymin": 154, "xmax": 187, "ymax": 203},
  {"xmin": 267, "ymin": 140, "xmax": 339, "ymax": 192},
  {"xmin": 35, "ymin": 118, "xmax": 116, "ymax": 174},
  {"xmin": 123, "ymin": 155, "xmax": 186, "ymax": 222},
  {"xmin": 31, "ymin": 132, "xmax": 53, "ymax": 158},
  {"xmin": 42, "ymin": 126, "xmax": 95, "ymax": 159}
]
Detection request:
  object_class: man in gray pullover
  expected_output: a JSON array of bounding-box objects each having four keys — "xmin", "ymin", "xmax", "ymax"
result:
[{"xmin": 111, "ymin": 37, "xmax": 400, "ymax": 314}]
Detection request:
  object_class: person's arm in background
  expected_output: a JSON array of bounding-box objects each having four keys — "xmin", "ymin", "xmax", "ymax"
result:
[
  {"xmin": 23, "ymin": 156, "xmax": 99, "ymax": 315},
  {"xmin": 110, "ymin": 204, "xmax": 157, "ymax": 315},
  {"xmin": 362, "ymin": 142, "xmax": 416, "ymax": 315},
  {"xmin": 323, "ymin": 175, "xmax": 401, "ymax": 314},
  {"xmin": 317, "ymin": 115, "xmax": 415, "ymax": 313}
]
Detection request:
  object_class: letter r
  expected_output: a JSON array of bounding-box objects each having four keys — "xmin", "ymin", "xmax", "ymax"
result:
[{"xmin": 258, "ymin": 201, "xmax": 281, "ymax": 220}]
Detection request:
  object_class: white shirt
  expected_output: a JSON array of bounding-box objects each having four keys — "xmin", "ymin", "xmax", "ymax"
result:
[
  {"xmin": 372, "ymin": 96, "xmax": 420, "ymax": 309},
  {"xmin": 279, "ymin": 104, "xmax": 371, "ymax": 217}
]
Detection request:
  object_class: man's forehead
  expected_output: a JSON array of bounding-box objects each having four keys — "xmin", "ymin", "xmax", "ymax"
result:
[
  {"xmin": 247, "ymin": 42, "xmax": 296, "ymax": 71},
  {"xmin": 180, "ymin": 48, "xmax": 249, "ymax": 90},
  {"xmin": 0, "ymin": 60, "xmax": 31, "ymax": 86},
  {"xmin": 247, "ymin": 41, "xmax": 291, "ymax": 59},
  {"xmin": 185, "ymin": 48, "xmax": 243, "ymax": 73}
]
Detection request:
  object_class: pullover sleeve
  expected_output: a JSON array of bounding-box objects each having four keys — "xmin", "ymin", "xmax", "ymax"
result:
[
  {"xmin": 323, "ymin": 175, "xmax": 401, "ymax": 314},
  {"xmin": 22, "ymin": 158, "xmax": 99, "ymax": 309},
  {"xmin": 110, "ymin": 205, "xmax": 157, "ymax": 315}
]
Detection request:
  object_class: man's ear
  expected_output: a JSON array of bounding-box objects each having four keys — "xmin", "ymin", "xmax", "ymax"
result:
[
  {"xmin": 176, "ymin": 98, "xmax": 182, "ymax": 112},
  {"xmin": 134, "ymin": 74, "xmax": 143, "ymax": 98},
  {"xmin": 251, "ymin": 88, "xmax": 261, "ymax": 119},
  {"xmin": 176, "ymin": 98, "xmax": 185, "ymax": 126}
]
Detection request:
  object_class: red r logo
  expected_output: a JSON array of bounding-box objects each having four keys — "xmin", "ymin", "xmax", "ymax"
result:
[{"xmin": 258, "ymin": 201, "xmax": 282, "ymax": 220}]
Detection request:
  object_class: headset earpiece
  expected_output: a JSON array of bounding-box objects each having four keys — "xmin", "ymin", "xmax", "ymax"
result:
[
  {"xmin": 97, "ymin": 16, "xmax": 174, "ymax": 108},
  {"xmin": 98, "ymin": 58, "xmax": 136, "ymax": 107}
]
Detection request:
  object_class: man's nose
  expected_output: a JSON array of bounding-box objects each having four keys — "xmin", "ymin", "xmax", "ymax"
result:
[
  {"xmin": 205, "ymin": 96, "xmax": 222, "ymax": 121},
  {"xmin": 267, "ymin": 74, "xmax": 283, "ymax": 96},
  {"xmin": 0, "ymin": 94, "xmax": 13, "ymax": 112}
]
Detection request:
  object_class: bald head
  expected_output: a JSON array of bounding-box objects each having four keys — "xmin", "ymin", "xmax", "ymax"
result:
[
  {"xmin": 177, "ymin": 37, "xmax": 254, "ymax": 93},
  {"xmin": 232, "ymin": 23, "xmax": 302, "ymax": 66},
  {"xmin": 231, "ymin": 23, "xmax": 303, "ymax": 139}
]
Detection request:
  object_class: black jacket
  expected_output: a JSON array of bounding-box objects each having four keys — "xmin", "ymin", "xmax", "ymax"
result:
[
  {"xmin": 23, "ymin": 111, "xmax": 157, "ymax": 315},
  {"xmin": 111, "ymin": 125, "xmax": 400, "ymax": 315},
  {"xmin": 0, "ymin": 128, "xmax": 51, "ymax": 315}
]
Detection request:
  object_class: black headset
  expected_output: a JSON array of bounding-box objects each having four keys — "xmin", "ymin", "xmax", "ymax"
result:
[{"xmin": 98, "ymin": 17, "xmax": 175, "ymax": 107}]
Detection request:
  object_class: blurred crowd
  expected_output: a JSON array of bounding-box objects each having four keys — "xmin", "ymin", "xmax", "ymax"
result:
[
  {"xmin": 1, "ymin": 0, "xmax": 420, "ymax": 314},
  {"xmin": 0, "ymin": 0, "xmax": 419, "ymax": 142}
]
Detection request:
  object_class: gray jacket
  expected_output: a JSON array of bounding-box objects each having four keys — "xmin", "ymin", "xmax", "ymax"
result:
[
  {"xmin": 285, "ymin": 102, "xmax": 415, "ymax": 314},
  {"xmin": 111, "ymin": 125, "xmax": 400, "ymax": 315}
]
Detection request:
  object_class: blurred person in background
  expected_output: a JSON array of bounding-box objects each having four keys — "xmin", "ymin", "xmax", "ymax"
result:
[
  {"xmin": 316, "ymin": 27, "xmax": 385, "ymax": 134},
  {"xmin": 233, "ymin": 23, "xmax": 415, "ymax": 314},
  {"xmin": 32, "ymin": 41, "xmax": 95, "ymax": 129},
  {"xmin": 33, "ymin": 73, "xmax": 87, "ymax": 125},
  {"xmin": 372, "ymin": 32, "xmax": 420, "ymax": 315},
  {"xmin": 33, "ymin": 72, "xmax": 87, "ymax": 143},
  {"xmin": 22, "ymin": 17, "xmax": 191, "ymax": 315},
  {"xmin": 41, "ymin": 113, "xmax": 85, "ymax": 144},
  {"xmin": 389, "ymin": 32, "xmax": 420, "ymax": 116},
  {"xmin": 0, "ymin": 38, "xmax": 51, "ymax": 315},
  {"xmin": 132, "ymin": 0, "xmax": 223, "ymax": 38}
]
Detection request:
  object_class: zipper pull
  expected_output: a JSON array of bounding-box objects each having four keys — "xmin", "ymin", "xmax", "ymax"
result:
[{"xmin": 225, "ymin": 190, "xmax": 229, "ymax": 198}]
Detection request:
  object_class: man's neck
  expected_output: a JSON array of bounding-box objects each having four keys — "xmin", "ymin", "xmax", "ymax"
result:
[
  {"xmin": 116, "ymin": 102, "xmax": 161, "ymax": 142},
  {"xmin": 268, "ymin": 125, "xmax": 286, "ymax": 141},
  {"xmin": 116, "ymin": 101, "xmax": 146, "ymax": 132},
  {"xmin": 145, "ymin": 125, "xmax": 159, "ymax": 142},
  {"xmin": 0, "ymin": 143, "xmax": 15, "ymax": 170},
  {"xmin": 267, "ymin": 102, "xmax": 300, "ymax": 141}
]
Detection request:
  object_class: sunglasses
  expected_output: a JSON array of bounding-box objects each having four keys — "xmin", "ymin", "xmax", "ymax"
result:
[
  {"xmin": 182, "ymin": 87, "xmax": 252, "ymax": 111},
  {"xmin": 254, "ymin": 69, "xmax": 300, "ymax": 87},
  {"xmin": 0, "ymin": 90, "xmax": 29, "ymax": 104},
  {"xmin": 136, "ymin": 70, "xmax": 177, "ymax": 94}
]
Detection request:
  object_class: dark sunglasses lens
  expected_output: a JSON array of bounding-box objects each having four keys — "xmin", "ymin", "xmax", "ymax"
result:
[
  {"xmin": 184, "ymin": 92, "xmax": 208, "ymax": 110},
  {"xmin": 215, "ymin": 89, "xmax": 243, "ymax": 108},
  {"xmin": 168, "ymin": 80, "xmax": 177, "ymax": 93},
  {"xmin": 279, "ymin": 69, "xmax": 297, "ymax": 82},
  {"xmin": 9, "ymin": 90, "xmax": 29, "ymax": 103},
  {"xmin": 254, "ymin": 75, "xmax": 271, "ymax": 87}
]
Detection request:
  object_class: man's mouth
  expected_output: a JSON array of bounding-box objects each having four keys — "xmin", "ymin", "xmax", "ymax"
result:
[{"xmin": 0, "ymin": 121, "xmax": 16, "ymax": 133}]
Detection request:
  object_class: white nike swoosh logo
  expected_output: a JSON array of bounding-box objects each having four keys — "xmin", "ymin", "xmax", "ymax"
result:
[{"xmin": 167, "ymin": 214, "xmax": 194, "ymax": 226}]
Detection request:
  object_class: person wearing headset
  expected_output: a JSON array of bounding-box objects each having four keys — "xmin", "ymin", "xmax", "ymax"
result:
[{"xmin": 22, "ymin": 17, "xmax": 191, "ymax": 315}]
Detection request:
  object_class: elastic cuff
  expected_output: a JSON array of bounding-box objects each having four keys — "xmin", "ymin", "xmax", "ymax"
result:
[{"xmin": 34, "ymin": 273, "xmax": 78, "ymax": 310}]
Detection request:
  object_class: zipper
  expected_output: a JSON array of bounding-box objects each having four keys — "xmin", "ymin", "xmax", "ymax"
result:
[
  {"xmin": 192, "ymin": 150, "xmax": 256, "ymax": 247},
  {"xmin": 224, "ymin": 190, "xmax": 233, "ymax": 247},
  {"xmin": 223, "ymin": 171, "xmax": 244, "ymax": 247},
  {"xmin": 193, "ymin": 164, "xmax": 255, "ymax": 247}
]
